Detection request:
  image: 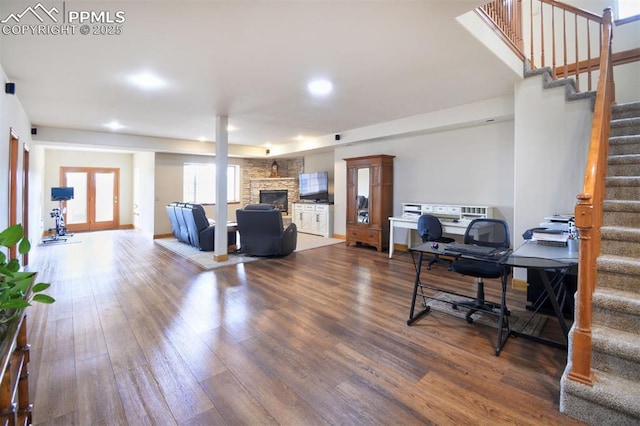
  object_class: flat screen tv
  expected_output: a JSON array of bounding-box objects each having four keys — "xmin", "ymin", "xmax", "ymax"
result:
[
  {"xmin": 51, "ymin": 187, "xmax": 74, "ymax": 201},
  {"xmin": 298, "ymin": 172, "xmax": 329, "ymax": 201}
]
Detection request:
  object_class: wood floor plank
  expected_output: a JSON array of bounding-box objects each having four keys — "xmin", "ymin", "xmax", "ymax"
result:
[
  {"xmin": 201, "ymin": 327, "xmax": 330, "ymax": 425},
  {"xmin": 95, "ymin": 295, "xmax": 148, "ymax": 375},
  {"xmin": 72, "ymin": 295, "xmax": 108, "ymax": 361},
  {"xmin": 24, "ymin": 230, "xmax": 584, "ymax": 425},
  {"xmin": 200, "ymin": 370, "xmax": 277, "ymax": 425},
  {"xmin": 75, "ymin": 354, "xmax": 128, "ymax": 425},
  {"xmin": 128, "ymin": 314, "xmax": 214, "ymax": 420},
  {"xmin": 33, "ymin": 317, "xmax": 77, "ymax": 421},
  {"xmin": 115, "ymin": 364, "xmax": 178, "ymax": 426}
]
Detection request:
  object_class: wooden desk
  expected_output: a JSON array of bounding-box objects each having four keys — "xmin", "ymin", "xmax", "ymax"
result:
[
  {"xmin": 389, "ymin": 203, "xmax": 493, "ymax": 258},
  {"xmin": 388, "ymin": 216, "xmax": 469, "ymax": 258}
]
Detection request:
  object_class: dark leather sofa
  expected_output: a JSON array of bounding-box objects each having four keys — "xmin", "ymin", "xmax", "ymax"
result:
[
  {"xmin": 166, "ymin": 202, "xmax": 236, "ymax": 251},
  {"xmin": 235, "ymin": 204, "xmax": 297, "ymax": 256}
]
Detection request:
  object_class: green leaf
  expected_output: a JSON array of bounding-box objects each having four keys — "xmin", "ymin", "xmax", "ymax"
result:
[
  {"xmin": 18, "ymin": 237, "xmax": 31, "ymax": 255},
  {"xmin": 0, "ymin": 265, "xmax": 14, "ymax": 277},
  {"xmin": 6, "ymin": 259, "xmax": 20, "ymax": 273},
  {"xmin": 11, "ymin": 271, "xmax": 35, "ymax": 280},
  {"xmin": 0, "ymin": 299, "xmax": 30, "ymax": 309},
  {"xmin": 32, "ymin": 282, "xmax": 51, "ymax": 293},
  {"xmin": 0, "ymin": 224, "xmax": 23, "ymax": 248},
  {"xmin": 32, "ymin": 294, "xmax": 55, "ymax": 304}
]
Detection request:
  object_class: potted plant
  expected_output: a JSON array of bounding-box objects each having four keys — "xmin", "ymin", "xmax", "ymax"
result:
[{"xmin": 0, "ymin": 224, "xmax": 55, "ymax": 324}]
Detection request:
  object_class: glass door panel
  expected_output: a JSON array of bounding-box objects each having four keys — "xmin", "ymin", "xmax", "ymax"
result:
[
  {"xmin": 95, "ymin": 172, "xmax": 115, "ymax": 222},
  {"xmin": 65, "ymin": 172, "xmax": 88, "ymax": 225}
]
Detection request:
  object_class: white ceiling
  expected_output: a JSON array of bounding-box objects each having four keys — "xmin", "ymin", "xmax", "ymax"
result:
[{"xmin": 0, "ymin": 1, "xmax": 520, "ymax": 152}]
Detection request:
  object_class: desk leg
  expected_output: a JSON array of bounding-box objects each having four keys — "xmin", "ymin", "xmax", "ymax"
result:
[
  {"xmin": 538, "ymin": 268, "xmax": 570, "ymax": 340},
  {"xmin": 407, "ymin": 252, "xmax": 431, "ymax": 325},
  {"xmin": 510, "ymin": 268, "xmax": 569, "ymax": 349},
  {"xmin": 494, "ymin": 271, "xmax": 511, "ymax": 356},
  {"xmin": 389, "ymin": 222, "xmax": 395, "ymax": 258}
]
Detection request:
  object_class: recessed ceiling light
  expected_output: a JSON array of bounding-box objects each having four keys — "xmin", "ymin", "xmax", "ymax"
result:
[
  {"xmin": 294, "ymin": 135, "xmax": 306, "ymax": 141},
  {"xmin": 127, "ymin": 72, "xmax": 166, "ymax": 90},
  {"xmin": 105, "ymin": 121, "xmax": 124, "ymax": 131},
  {"xmin": 198, "ymin": 136, "xmax": 207, "ymax": 142},
  {"xmin": 227, "ymin": 125, "xmax": 237, "ymax": 132},
  {"xmin": 307, "ymin": 79, "xmax": 333, "ymax": 96}
]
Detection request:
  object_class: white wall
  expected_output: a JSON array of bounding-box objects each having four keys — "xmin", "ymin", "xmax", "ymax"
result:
[
  {"xmin": 333, "ymin": 120, "xmax": 516, "ymax": 245},
  {"xmin": 0, "ymin": 63, "xmax": 39, "ymax": 251},
  {"xmin": 513, "ymin": 72, "xmax": 593, "ymax": 280},
  {"xmin": 42, "ymin": 149, "xmax": 134, "ymax": 231},
  {"xmin": 154, "ymin": 153, "xmax": 244, "ymax": 236}
]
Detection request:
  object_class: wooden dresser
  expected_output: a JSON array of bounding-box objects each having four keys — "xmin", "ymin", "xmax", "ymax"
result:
[
  {"xmin": 345, "ymin": 155, "xmax": 394, "ymax": 252},
  {"xmin": 0, "ymin": 310, "xmax": 32, "ymax": 426}
]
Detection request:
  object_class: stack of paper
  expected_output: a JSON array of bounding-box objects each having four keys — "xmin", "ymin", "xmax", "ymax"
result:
[{"xmin": 532, "ymin": 229, "xmax": 568, "ymax": 245}]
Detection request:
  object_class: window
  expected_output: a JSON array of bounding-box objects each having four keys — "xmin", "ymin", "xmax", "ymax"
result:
[
  {"xmin": 183, "ymin": 163, "xmax": 240, "ymax": 203},
  {"xmin": 618, "ymin": 0, "xmax": 640, "ymax": 19}
]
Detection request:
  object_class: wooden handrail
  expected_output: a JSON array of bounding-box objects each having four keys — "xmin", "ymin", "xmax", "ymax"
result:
[
  {"xmin": 569, "ymin": 7, "xmax": 614, "ymax": 387},
  {"xmin": 529, "ymin": 0, "xmax": 606, "ymax": 91},
  {"xmin": 477, "ymin": 0, "xmax": 524, "ymax": 60},
  {"xmin": 540, "ymin": 0, "xmax": 602, "ymax": 23}
]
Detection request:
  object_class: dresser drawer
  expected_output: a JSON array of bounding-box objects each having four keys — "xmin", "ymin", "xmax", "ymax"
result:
[{"xmin": 347, "ymin": 226, "xmax": 381, "ymax": 245}]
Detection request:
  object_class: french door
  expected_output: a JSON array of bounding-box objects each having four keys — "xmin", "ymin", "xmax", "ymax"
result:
[{"xmin": 61, "ymin": 167, "xmax": 119, "ymax": 232}]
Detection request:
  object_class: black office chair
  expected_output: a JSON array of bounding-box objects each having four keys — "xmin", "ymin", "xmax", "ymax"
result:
[
  {"xmin": 451, "ymin": 218, "xmax": 511, "ymax": 324},
  {"xmin": 417, "ymin": 214, "xmax": 455, "ymax": 270}
]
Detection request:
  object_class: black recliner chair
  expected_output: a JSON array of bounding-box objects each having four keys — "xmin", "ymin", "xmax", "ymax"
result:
[
  {"xmin": 182, "ymin": 203, "xmax": 217, "ymax": 251},
  {"xmin": 236, "ymin": 204, "xmax": 297, "ymax": 256},
  {"xmin": 167, "ymin": 202, "xmax": 190, "ymax": 243},
  {"xmin": 166, "ymin": 202, "xmax": 236, "ymax": 252}
]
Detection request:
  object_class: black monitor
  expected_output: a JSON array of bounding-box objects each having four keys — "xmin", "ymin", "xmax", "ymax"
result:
[{"xmin": 51, "ymin": 187, "xmax": 74, "ymax": 201}]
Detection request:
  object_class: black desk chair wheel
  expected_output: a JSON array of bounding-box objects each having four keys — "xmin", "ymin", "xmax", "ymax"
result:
[
  {"xmin": 451, "ymin": 218, "xmax": 511, "ymax": 324},
  {"xmin": 417, "ymin": 215, "xmax": 455, "ymax": 270}
]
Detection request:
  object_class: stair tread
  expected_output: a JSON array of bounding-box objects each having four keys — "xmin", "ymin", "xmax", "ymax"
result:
[
  {"xmin": 592, "ymin": 325, "xmax": 640, "ymax": 362},
  {"xmin": 593, "ymin": 287, "xmax": 640, "ymax": 315},
  {"xmin": 581, "ymin": 370, "xmax": 640, "ymax": 417},
  {"xmin": 603, "ymin": 200, "xmax": 640, "ymax": 212},
  {"xmin": 608, "ymin": 153, "xmax": 640, "ymax": 163},
  {"xmin": 601, "ymin": 225, "xmax": 640, "ymax": 241},
  {"xmin": 611, "ymin": 117, "xmax": 640, "ymax": 126},
  {"xmin": 599, "ymin": 252, "xmax": 640, "ymax": 263}
]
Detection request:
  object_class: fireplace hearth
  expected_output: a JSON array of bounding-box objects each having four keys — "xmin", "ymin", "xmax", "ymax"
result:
[{"xmin": 259, "ymin": 190, "xmax": 288, "ymax": 214}]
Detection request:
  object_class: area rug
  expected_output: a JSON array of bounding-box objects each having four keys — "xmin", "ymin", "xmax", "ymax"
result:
[
  {"xmin": 155, "ymin": 233, "xmax": 343, "ymax": 270},
  {"xmin": 295, "ymin": 232, "xmax": 344, "ymax": 251},
  {"xmin": 418, "ymin": 291, "xmax": 547, "ymax": 336}
]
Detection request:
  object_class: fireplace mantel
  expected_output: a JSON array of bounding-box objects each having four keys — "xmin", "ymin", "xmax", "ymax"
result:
[{"xmin": 250, "ymin": 178, "xmax": 296, "ymax": 182}]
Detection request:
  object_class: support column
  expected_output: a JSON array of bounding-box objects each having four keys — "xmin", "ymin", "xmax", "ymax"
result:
[{"xmin": 214, "ymin": 116, "xmax": 229, "ymax": 262}]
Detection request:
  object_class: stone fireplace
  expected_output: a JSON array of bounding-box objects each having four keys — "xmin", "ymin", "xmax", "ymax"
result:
[{"xmin": 259, "ymin": 189, "xmax": 288, "ymax": 214}]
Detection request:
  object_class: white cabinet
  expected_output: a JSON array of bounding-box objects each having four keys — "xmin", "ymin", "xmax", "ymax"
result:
[{"xmin": 292, "ymin": 203, "xmax": 334, "ymax": 237}]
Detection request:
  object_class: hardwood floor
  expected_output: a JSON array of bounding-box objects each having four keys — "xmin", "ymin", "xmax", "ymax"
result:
[{"xmin": 25, "ymin": 230, "xmax": 583, "ymax": 425}]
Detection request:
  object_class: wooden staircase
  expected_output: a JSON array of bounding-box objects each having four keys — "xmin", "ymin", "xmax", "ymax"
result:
[{"xmin": 561, "ymin": 101, "xmax": 640, "ymax": 424}]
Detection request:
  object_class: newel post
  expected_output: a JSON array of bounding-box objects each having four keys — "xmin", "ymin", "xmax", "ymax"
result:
[{"xmin": 568, "ymin": 195, "xmax": 595, "ymax": 385}]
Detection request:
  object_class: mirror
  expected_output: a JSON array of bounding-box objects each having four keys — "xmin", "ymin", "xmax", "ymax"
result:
[{"xmin": 356, "ymin": 167, "xmax": 370, "ymax": 224}]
